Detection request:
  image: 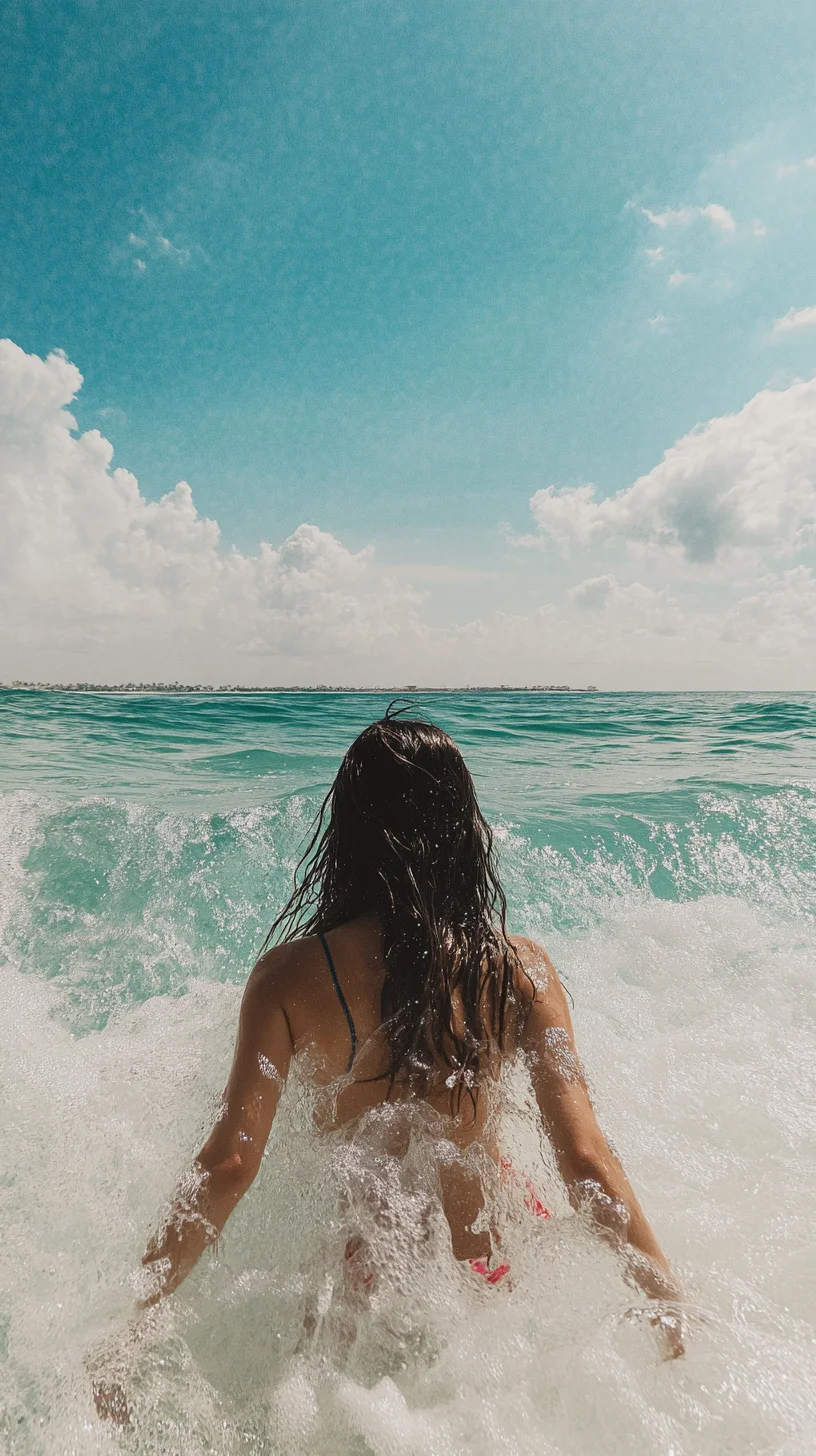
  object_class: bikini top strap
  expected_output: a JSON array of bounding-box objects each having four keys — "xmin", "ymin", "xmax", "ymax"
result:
[{"xmin": 317, "ymin": 932, "xmax": 357, "ymax": 1074}]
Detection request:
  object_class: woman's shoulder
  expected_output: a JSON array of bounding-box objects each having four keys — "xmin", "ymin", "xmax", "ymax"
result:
[
  {"xmin": 505, "ymin": 934, "xmax": 563, "ymax": 1014},
  {"xmin": 507, "ymin": 933, "xmax": 555, "ymax": 982},
  {"xmin": 246, "ymin": 934, "xmax": 324, "ymax": 1005}
]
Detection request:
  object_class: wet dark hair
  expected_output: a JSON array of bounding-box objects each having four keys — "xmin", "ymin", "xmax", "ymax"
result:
[{"xmin": 266, "ymin": 708, "xmax": 524, "ymax": 1103}]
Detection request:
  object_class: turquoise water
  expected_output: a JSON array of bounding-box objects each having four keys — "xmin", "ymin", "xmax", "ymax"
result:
[{"xmin": 2, "ymin": 691, "xmax": 815, "ymax": 1453}]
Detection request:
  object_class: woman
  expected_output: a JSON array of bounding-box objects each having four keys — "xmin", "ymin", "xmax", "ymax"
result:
[{"xmin": 95, "ymin": 712, "xmax": 681, "ymax": 1419}]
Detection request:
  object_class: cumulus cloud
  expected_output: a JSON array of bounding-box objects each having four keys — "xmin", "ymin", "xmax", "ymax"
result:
[
  {"xmin": 524, "ymin": 378, "xmax": 816, "ymax": 564},
  {"xmin": 0, "ymin": 340, "xmax": 419, "ymax": 680},
  {"xmin": 772, "ymin": 305, "xmax": 816, "ymax": 336},
  {"xmin": 720, "ymin": 567, "xmax": 816, "ymax": 651},
  {"xmin": 668, "ymin": 271, "xmax": 694, "ymax": 288},
  {"xmin": 568, "ymin": 573, "xmax": 617, "ymax": 611},
  {"xmin": 569, "ymin": 575, "xmax": 680, "ymax": 635},
  {"xmin": 1, "ymin": 339, "xmax": 814, "ymax": 689},
  {"xmin": 639, "ymin": 203, "xmax": 736, "ymax": 233}
]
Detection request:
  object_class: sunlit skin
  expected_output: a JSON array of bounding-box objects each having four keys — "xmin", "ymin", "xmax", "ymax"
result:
[{"xmin": 93, "ymin": 913, "xmax": 681, "ymax": 1422}]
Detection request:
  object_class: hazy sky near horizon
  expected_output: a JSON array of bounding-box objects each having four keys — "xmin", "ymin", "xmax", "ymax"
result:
[{"xmin": 2, "ymin": 0, "xmax": 816, "ymax": 686}]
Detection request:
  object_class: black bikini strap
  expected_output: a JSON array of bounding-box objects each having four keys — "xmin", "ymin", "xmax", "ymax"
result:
[{"xmin": 318, "ymin": 932, "xmax": 357, "ymax": 1073}]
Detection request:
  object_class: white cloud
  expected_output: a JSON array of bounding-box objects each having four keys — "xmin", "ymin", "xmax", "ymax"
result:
[
  {"xmin": 1, "ymin": 340, "xmax": 814, "ymax": 689},
  {"xmin": 720, "ymin": 567, "xmax": 816, "ymax": 651},
  {"xmin": 115, "ymin": 214, "xmax": 195, "ymax": 274},
  {"xmin": 644, "ymin": 247, "xmax": 664, "ymax": 263},
  {"xmin": 450, "ymin": 567, "xmax": 815, "ymax": 686},
  {"xmin": 775, "ymin": 157, "xmax": 816, "ymax": 179},
  {"xmin": 524, "ymin": 377, "xmax": 816, "ymax": 563},
  {"xmin": 155, "ymin": 235, "xmax": 191, "ymax": 264},
  {"xmin": 640, "ymin": 203, "xmax": 736, "ymax": 233},
  {"xmin": 772, "ymin": 305, "xmax": 816, "ymax": 337},
  {"xmin": 569, "ymin": 574, "xmax": 681, "ymax": 635},
  {"xmin": 647, "ymin": 313, "xmax": 668, "ymax": 332},
  {"xmin": 568, "ymin": 573, "xmax": 617, "ymax": 611},
  {"xmin": 0, "ymin": 340, "xmax": 420, "ymax": 681},
  {"xmin": 668, "ymin": 271, "xmax": 694, "ymax": 288}
]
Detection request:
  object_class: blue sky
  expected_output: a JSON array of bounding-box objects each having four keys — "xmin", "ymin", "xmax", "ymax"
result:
[{"xmin": 2, "ymin": 0, "xmax": 816, "ymax": 685}]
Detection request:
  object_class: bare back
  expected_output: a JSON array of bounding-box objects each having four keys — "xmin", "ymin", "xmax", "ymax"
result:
[
  {"xmin": 136, "ymin": 912, "xmax": 678, "ymax": 1343},
  {"xmin": 254, "ymin": 913, "xmax": 502, "ymax": 1260}
]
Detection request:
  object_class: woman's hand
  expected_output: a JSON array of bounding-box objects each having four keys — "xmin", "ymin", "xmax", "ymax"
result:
[
  {"xmin": 85, "ymin": 1314, "xmax": 146, "ymax": 1426},
  {"xmin": 648, "ymin": 1304, "xmax": 685, "ymax": 1361},
  {"xmin": 92, "ymin": 1375, "xmax": 132, "ymax": 1426}
]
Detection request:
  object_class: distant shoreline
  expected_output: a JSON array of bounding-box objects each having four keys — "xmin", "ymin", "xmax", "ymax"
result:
[{"xmin": 2, "ymin": 682, "xmax": 599, "ymax": 695}]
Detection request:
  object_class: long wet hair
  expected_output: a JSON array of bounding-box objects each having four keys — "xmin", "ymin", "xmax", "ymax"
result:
[{"xmin": 265, "ymin": 708, "xmax": 524, "ymax": 1102}]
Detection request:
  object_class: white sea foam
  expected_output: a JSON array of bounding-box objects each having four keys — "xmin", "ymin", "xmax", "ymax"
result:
[{"xmin": 2, "ymin": 782, "xmax": 816, "ymax": 1453}]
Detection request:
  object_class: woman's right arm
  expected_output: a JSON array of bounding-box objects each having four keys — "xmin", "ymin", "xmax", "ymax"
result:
[
  {"xmin": 515, "ymin": 938, "xmax": 683, "ymax": 1354},
  {"xmin": 92, "ymin": 953, "xmax": 294, "ymax": 1422},
  {"xmin": 138, "ymin": 956, "xmax": 293, "ymax": 1306}
]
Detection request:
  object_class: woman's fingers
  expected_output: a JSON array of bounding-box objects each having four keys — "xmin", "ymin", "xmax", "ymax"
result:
[
  {"xmin": 92, "ymin": 1377, "xmax": 132, "ymax": 1426},
  {"xmin": 649, "ymin": 1305, "xmax": 685, "ymax": 1361}
]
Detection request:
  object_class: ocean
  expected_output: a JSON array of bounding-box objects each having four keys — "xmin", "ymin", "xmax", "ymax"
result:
[{"xmin": 1, "ymin": 689, "xmax": 815, "ymax": 1454}]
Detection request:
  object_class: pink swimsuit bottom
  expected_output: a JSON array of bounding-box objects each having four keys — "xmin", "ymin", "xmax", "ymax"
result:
[
  {"xmin": 322, "ymin": 935, "xmax": 550, "ymax": 1295},
  {"xmin": 467, "ymin": 1157, "xmax": 551, "ymax": 1286},
  {"xmin": 343, "ymin": 1157, "xmax": 550, "ymax": 1294}
]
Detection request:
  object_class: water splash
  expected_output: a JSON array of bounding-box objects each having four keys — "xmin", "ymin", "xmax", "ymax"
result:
[{"xmin": 1, "ymin": 691, "xmax": 815, "ymax": 1452}]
